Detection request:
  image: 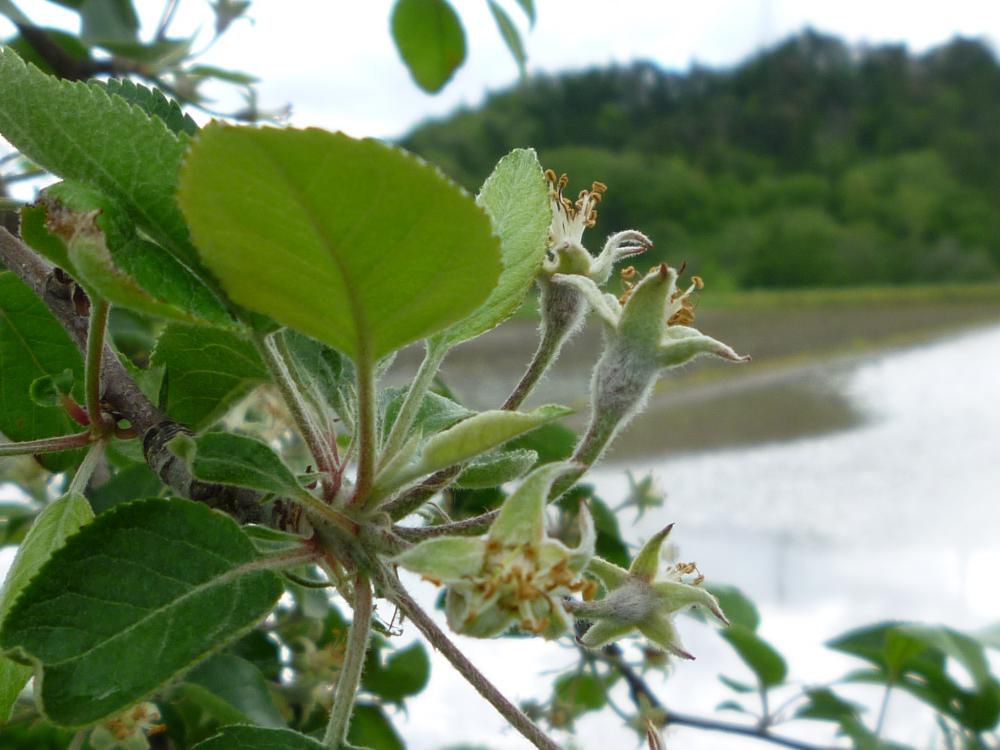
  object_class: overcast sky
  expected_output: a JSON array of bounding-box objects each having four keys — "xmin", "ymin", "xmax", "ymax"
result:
[{"xmin": 6, "ymin": 0, "xmax": 999, "ymax": 140}]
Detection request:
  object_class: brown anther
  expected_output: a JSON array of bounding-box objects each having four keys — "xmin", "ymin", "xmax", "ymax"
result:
[
  {"xmin": 621, "ymin": 265, "xmax": 637, "ymax": 280},
  {"xmin": 592, "ymin": 181, "xmax": 607, "ymax": 194},
  {"xmin": 692, "ymin": 275, "xmax": 704, "ymax": 290},
  {"xmin": 148, "ymin": 724, "xmax": 168, "ymax": 736}
]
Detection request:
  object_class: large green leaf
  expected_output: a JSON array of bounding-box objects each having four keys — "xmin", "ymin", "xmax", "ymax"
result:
[
  {"xmin": 0, "ymin": 272, "xmax": 85, "ymax": 472},
  {"xmin": 0, "ymin": 492, "xmax": 93, "ymax": 722},
  {"xmin": 390, "ymin": 0, "xmax": 466, "ymax": 93},
  {"xmin": 0, "ymin": 47, "xmax": 199, "ymax": 266},
  {"xmin": 0, "ymin": 498, "xmax": 284, "ymax": 726},
  {"xmin": 193, "ymin": 726, "xmax": 323, "ymax": 750},
  {"xmin": 439, "ymin": 148, "xmax": 550, "ymax": 346},
  {"xmin": 178, "ymin": 125, "xmax": 501, "ymax": 364},
  {"xmin": 151, "ymin": 325, "xmax": 268, "ymax": 431}
]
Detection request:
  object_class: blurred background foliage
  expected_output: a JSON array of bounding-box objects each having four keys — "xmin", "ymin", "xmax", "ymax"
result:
[{"xmin": 403, "ymin": 30, "xmax": 1000, "ymax": 290}]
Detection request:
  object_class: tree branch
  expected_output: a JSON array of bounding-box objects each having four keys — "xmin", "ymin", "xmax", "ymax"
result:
[
  {"xmin": 595, "ymin": 645, "xmax": 840, "ymax": 750},
  {"xmin": 0, "ymin": 227, "xmax": 292, "ymax": 527}
]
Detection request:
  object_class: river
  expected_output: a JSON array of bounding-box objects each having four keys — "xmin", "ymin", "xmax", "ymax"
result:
[{"xmin": 398, "ymin": 321, "xmax": 1000, "ymax": 749}]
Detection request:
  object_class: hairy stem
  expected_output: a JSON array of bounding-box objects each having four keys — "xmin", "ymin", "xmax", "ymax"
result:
[
  {"xmin": 255, "ymin": 332, "xmax": 338, "ymax": 499},
  {"xmin": 379, "ymin": 341, "xmax": 446, "ymax": 471},
  {"xmin": 0, "ymin": 430, "xmax": 92, "ymax": 457},
  {"xmin": 386, "ymin": 575, "xmax": 561, "ymax": 750},
  {"xmin": 501, "ymin": 323, "xmax": 564, "ymax": 411},
  {"xmin": 85, "ymin": 298, "xmax": 110, "ymax": 435},
  {"xmin": 323, "ymin": 573, "xmax": 373, "ymax": 747},
  {"xmin": 350, "ymin": 355, "xmax": 377, "ymax": 509}
]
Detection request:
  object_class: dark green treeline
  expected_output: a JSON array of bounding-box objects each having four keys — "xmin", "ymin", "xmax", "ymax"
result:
[{"xmin": 402, "ymin": 30, "xmax": 1000, "ymax": 289}]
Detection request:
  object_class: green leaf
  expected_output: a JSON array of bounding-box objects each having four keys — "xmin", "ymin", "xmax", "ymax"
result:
[
  {"xmin": 720, "ymin": 623, "xmax": 787, "ymax": 689},
  {"xmin": 0, "ymin": 492, "xmax": 92, "ymax": 722},
  {"xmin": 513, "ymin": 0, "xmax": 535, "ymax": 25},
  {"xmin": 393, "ymin": 537, "xmax": 486, "ymax": 581},
  {"xmin": 281, "ymin": 329, "xmax": 354, "ymax": 427},
  {"xmin": 794, "ymin": 687, "xmax": 863, "ymax": 721},
  {"xmin": 178, "ymin": 432, "xmax": 312, "ymax": 503},
  {"xmin": 506, "ymin": 421, "xmax": 577, "ymax": 464},
  {"xmin": 390, "ymin": 0, "xmax": 466, "ymax": 93},
  {"xmin": 362, "ymin": 641, "xmax": 431, "ymax": 703},
  {"xmin": 413, "ymin": 405, "xmax": 571, "ymax": 480},
  {"xmin": 346, "ymin": 703, "xmax": 405, "ymax": 750},
  {"xmin": 38, "ymin": 181, "xmax": 233, "ymax": 327},
  {"xmin": 183, "ymin": 653, "xmax": 284, "ymax": 727},
  {"xmin": 152, "ymin": 325, "xmax": 268, "ymax": 431},
  {"xmin": 718, "ymin": 674, "xmax": 755, "ymax": 694},
  {"xmin": 830, "ymin": 622, "xmax": 1000, "ymax": 730},
  {"xmin": 487, "ymin": 0, "xmax": 526, "ymax": 74},
  {"xmin": 78, "ymin": 0, "xmax": 140, "ymax": 45},
  {"xmin": 382, "ymin": 385, "xmax": 474, "ymax": 444},
  {"xmin": 93, "ymin": 77, "xmax": 199, "ymax": 136},
  {"xmin": 0, "ymin": 272, "xmax": 85, "ymax": 472},
  {"xmin": 440, "ymin": 148, "xmax": 550, "ymax": 346},
  {"xmin": 193, "ymin": 726, "xmax": 324, "ymax": 750},
  {"xmin": 28, "ymin": 369, "xmax": 75, "ymax": 408},
  {"xmin": 553, "ymin": 672, "xmax": 606, "ymax": 714},
  {"xmin": 87, "ymin": 462, "xmax": 164, "ymax": 514},
  {"xmin": 0, "ymin": 47, "xmax": 200, "ymax": 267},
  {"xmin": 0, "ymin": 498, "xmax": 284, "ymax": 726},
  {"xmin": 178, "ymin": 125, "xmax": 501, "ymax": 364},
  {"xmin": 456, "ymin": 448, "xmax": 538, "ymax": 489}
]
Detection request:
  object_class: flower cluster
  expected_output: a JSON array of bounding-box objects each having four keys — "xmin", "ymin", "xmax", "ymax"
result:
[
  {"xmin": 89, "ymin": 703, "xmax": 165, "ymax": 750},
  {"xmin": 394, "ymin": 463, "xmax": 595, "ymax": 639}
]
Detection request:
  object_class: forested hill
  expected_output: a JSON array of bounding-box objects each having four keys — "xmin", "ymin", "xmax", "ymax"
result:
[{"xmin": 402, "ymin": 31, "xmax": 1000, "ymax": 288}]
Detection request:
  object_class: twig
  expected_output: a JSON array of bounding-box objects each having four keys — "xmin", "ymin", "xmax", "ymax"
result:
[
  {"xmin": 0, "ymin": 228, "xmax": 283, "ymax": 526},
  {"xmin": 0, "ymin": 430, "xmax": 93, "ymax": 457},
  {"xmin": 596, "ymin": 645, "xmax": 839, "ymax": 750},
  {"xmin": 385, "ymin": 572, "xmax": 562, "ymax": 750}
]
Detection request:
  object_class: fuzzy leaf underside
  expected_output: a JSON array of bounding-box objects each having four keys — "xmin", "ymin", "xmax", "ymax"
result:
[{"xmin": 440, "ymin": 147, "xmax": 550, "ymax": 346}]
